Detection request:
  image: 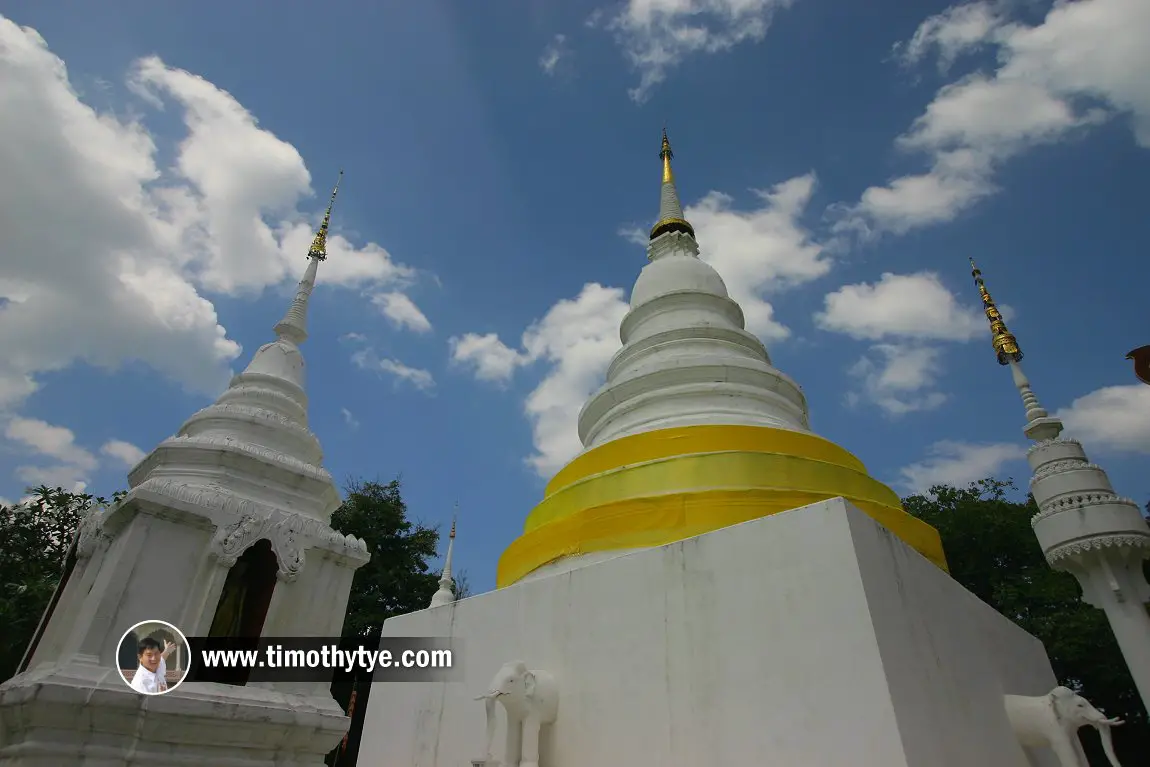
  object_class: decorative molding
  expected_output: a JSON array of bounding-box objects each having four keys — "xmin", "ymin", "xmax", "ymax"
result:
[
  {"xmin": 184, "ymin": 402, "xmax": 315, "ymax": 441},
  {"xmin": 1047, "ymin": 534, "xmax": 1150, "ymax": 565},
  {"xmin": 75, "ymin": 507, "xmax": 111, "ymax": 560},
  {"xmin": 216, "ymin": 380, "xmax": 307, "ymax": 413},
  {"xmin": 157, "ymin": 434, "xmax": 333, "ymax": 483},
  {"xmin": 1029, "ymin": 459, "xmax": 1098, "ymax": 484},
  {"xmin": 272, "ymin": 515, "xmax": 307, "ymax": 582},
  {"xmin": 213, "ymin": 514, "xmax": 275, "ymax": 567},
  {"xmin": 136, "ymin": 478, "xmax": 368, "ymax": 574},
  {"xmin": 1026, "ymin": 437, "xmax": 1081, "ymax": 458},
  {"xmin": 1031, "ymin": 492, "xmax": 1138, "ymax": 524}
]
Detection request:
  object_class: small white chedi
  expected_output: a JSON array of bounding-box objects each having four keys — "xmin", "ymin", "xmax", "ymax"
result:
[
  {"xmin": 970, "ymin": 260, "xmax": 1150, "ymax": 716},
  {"xmin": 0, "ymin": 174, "xmax": 370, "ymax": 766},
  {"xmin": 359, "ymin": 134, "xmax": 1127, "ymax": 767}
]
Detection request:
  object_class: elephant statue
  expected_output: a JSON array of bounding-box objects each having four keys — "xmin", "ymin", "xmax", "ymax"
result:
[
  {"xmin": 474, "ymin": 661, "xmax": 558, "ymax": 767},
  {"xmin": 1003, "ymin": 686, "xmax": 1123, "ymax": 767}
]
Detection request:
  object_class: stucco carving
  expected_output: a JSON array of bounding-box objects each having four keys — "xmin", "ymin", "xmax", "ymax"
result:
[
  {"xmin": 75, "ymin": 506, "xmax": 111, "ymax": 560},
  {"xmin": 1031, "ymin": 493, "xmax": 1137, "ymax": 524},
  {"xmin": 158, "ymin": 434, "xmax": 332, "ymax": 482},
  {"xmin": 214, "ymin": 514, "xmax": 274, "ymax": 567},
  {"xmin": 1047, "ymin": 534, "xmax": 1150, "ymax": 565},
  {"xmin": 1027, "ymin": 437, "xmax": 1082, "ymax": 458},
  {"xmin": 1030, "ymin": 459, "xmax": 1099, "ymax": 484},
  {"xmin": 136, "ymin": 478, "xmax": 368, "ymax": 570},
  {"xmin": 213, "ymin": 381, "xmax": 307, "ymax": 417},
  {"xmin": 272, "ymin": 514, "xmax": 309, "ymax": 582},
  {"xmin": 184, "ymin": 402, "xmax": 315, "ymax": 439}
]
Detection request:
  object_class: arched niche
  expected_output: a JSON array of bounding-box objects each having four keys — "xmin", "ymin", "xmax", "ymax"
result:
[
  {"xmin": 117, "ymin": 631, "xmax": 140, "ymax": 670},
  {"xmin": 207, "ymin": 538, "xmax": 279, "ymax": 686}
]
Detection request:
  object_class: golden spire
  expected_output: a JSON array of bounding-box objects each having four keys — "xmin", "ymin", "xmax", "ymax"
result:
[
  {"xmin": 449, "ymin": 505, "xmax": 457, "ymax": 540},
  {"xmin": 307, "ymin": 170, "xmax": 343, "ymax": 261},
  {"xmin": 650, "ymin": 129, "xmax": 696, "ymax": 241},
  {"xmin": 970, "ymin": 258, "xmax": 1022, "ymax": 365},
  {"xmin": 660, "ymin": 128, "xmax": 675, "ymax": 184}
]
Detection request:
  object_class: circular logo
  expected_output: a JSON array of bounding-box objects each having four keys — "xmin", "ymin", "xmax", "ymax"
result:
[{"xmin": 116, "ymin": 620, "xmax": 190, "ymax": 695}]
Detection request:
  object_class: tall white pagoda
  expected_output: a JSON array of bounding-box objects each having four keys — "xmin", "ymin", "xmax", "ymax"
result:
[
  {"xmin": 0, "ymin": 174, "xmax": 370, "ymax": 766},
  {"xmin": 971, "ymin": 260, "xmax": 1150, "ymax": 712},
  {"xmin": 359, "ymin": 134, "xmax": 1070, "ymax": 766}
]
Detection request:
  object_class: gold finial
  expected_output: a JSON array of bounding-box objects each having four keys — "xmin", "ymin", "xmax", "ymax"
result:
[
  {"xmin": 450, "ymin": 503, "xmax": 457, "ymax": 539},
  {"xmin": 307, "ymin": 170, "xmax": 343, "ymax": 261},
  {"xmin": 649, "ymin": 128, "xmax": 695, "ymax": 241},
  {"xmin": 660, "ymin": 128, "xmax": 674, "ymax": 184},
  {"xmin": 970, "ymin": 258, "xmax": 1022, "ymax": 365}
]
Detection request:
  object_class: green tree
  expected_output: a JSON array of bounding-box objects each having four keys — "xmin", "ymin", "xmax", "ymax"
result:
[
  {"xmin": 904, "ymin": 478, "xmax": 1148, "ymax": 765},
  {"xmin": 0, "ymin": 486, "xmax": 123, "ymax": 681},
  {"xmin": 329, "ymin": 478, "xmax": 441, "ymax": 641},
  {"xmin": 325, "ymin": 477, "xmax": 445, "ymax": 766},
  {"xmin": 453, "ymin": 569, "xmax": 472, "ymax": 600}
]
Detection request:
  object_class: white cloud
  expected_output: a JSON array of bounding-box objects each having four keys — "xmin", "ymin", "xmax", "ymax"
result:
[
  {"xmin": 449, "ymin": 333, "xmax": 528, "ymax": 384},
  {"xmin": 599, "ymin": 0, "xmax": 794, "ymax": 102},
  {"xmin": 839, "ymin": 0, "xmax": 1150, "ymax": 236},
  {"xmin": 340, "ymin": 407, "xmax": 361, "ymax": 430},
  {"xmin": 894, "ymin": 1, "xmax": 1004, "ymax": 71},
  {"xmin": 351, "ymin": 348, "xmax": 435, "ymax": 392},
  {"xmin": 688, "ymin": 174, "xmax": 829, "ymax": 341},
  {"xmin": 372, "ymin": 291, "xmax": 432, "ymax": 333},
  {"xmin": 2, "ymin": 416, "xmax": 147, "ymax": 490},
  {"xmin": 5, "ymin": 418, "xmax": 97, "ymax": 471},
  {"xmin": 817, "ymin": 272, "xmax": 987, "ymax": 413},
  {"xmin": 100, "ymin": 439, "xmax": 146, "ymax": 468},
  {"xmin": 1057, "ymin": 384, "xmax": 1150, "ymax": 454},
  {"xmin": 451, "ymin": 283, "xmax": 629, "ymax": 477},
  {"xmin": 3, "ymin": 417, "xmax": 97, "ymax": 491},
  {"xmin": 897, "ymin": 439, "xmax": 1026, "ymax": 493},
  {"xmin": 815, "ymin": 272, "xmax": 985, "ymax": 342},
  {"xmin": 540, "ymin": 34, "xmax": 568, "ymax": 75},
  {"xmin": 847, "ymin": 345, "xmax": 948, "ymax": 416},
  {"xmin": 0, "ymin": 16, "xmax": 425, "ymax": 414}
]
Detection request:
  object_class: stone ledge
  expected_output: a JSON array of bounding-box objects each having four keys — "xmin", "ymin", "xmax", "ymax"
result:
[{"xmin": 0, "ymin": 663, "xmax": 348, "ymax": 766}]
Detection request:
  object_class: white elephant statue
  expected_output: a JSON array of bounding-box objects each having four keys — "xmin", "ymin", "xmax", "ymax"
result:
[
  {"xmin": 1003, "ymin": 686, "xmax": 1123, "ymax": 767},
  {"xmin": 475, "ymin": 661, "xmax": 558, "ymax": 767}
]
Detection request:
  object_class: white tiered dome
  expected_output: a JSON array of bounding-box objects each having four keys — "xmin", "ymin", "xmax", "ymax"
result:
[{"xmin": 577, "ymin": 137, "xmax": 810, "ymax": 450}]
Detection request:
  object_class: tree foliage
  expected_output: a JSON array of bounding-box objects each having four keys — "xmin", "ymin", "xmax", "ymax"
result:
[
  {"xmin": 328, "ymin": 478, "xmax": 442, "ymax": 642},
  {"xmin": 904, "ymin": 478, "xmax": 1148, "ymax": 764},
  {"xmin": 325, "ymin": 477, "xmax": 448, "ymax": 766},
  {"xmin": 453, "ymin": 569, "xmax": 472, "ymax": 600},
  {"xmin": 0, "ymin": 486, "xmax": 122, "ymax": 681}
]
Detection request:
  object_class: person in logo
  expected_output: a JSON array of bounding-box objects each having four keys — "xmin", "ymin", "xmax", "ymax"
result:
[{"xmin": 129, "ymin": 636, "xmax": 177, "ymax": 694}]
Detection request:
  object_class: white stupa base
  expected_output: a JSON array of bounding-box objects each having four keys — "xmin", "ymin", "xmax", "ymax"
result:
[
  {"xmin": 360, "ymin": 498, "xmax": 1060, "ymax": 766},
  {"xmin": 0, "ymin": 660, "xmax": 348, "ymax": 766}
]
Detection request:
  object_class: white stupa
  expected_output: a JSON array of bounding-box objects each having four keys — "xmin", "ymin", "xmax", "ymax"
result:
[
  {"xmin": 359, "ymin": 135, "xmax": 1072, "ymax": 766},
  {"xmin": 429, "ymin": 509, "xmax": 458, "ymax": 608},
  {"xmin": 971, "ymin": 260, "xmax": 1150, "ymax": 712},
  {"xmin": 0, "ymin": 173, "xmax": 371, "ymax": 766}
]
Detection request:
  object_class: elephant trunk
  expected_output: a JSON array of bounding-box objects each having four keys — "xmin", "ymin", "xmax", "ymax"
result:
[
  {"xmin": 475, "ymin": 693, "xmax": 499, "ymax": 762},
  {"xmin": 1092, "ymin": 719, "xmax": 1124, "ymax": 767}
]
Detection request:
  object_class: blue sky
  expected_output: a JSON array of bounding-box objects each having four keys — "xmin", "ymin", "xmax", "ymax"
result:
[{"xmin": 1, "ymin": 0, "xmax": 1147, "ymax": 593}]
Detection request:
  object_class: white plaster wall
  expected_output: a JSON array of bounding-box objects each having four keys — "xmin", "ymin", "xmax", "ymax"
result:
[
  {"xmin": 360, "ymin": 498, "xmax": 1056, "ymax": 767},
  {"xmin": 848, "ymin": 510, "xmax": 1058, "ymax": 767}
]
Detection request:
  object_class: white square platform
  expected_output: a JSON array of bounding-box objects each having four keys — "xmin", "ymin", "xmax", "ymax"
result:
[{"xmin": 360, "ymin": 498, "xmax": 1059, "ymax": 766}]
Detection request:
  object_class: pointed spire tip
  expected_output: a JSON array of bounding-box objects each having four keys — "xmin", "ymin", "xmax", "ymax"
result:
[
  {"xmin": 970, "ymin": 258, "xmax": 1022, "ymax": 365},
  {"xmin": 307, "ymin": 170, "xmax": 343, "ymax": 262},
  {"xmin": 650, "ymin": 127, "xmax": 696, "ymax": 242}
]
